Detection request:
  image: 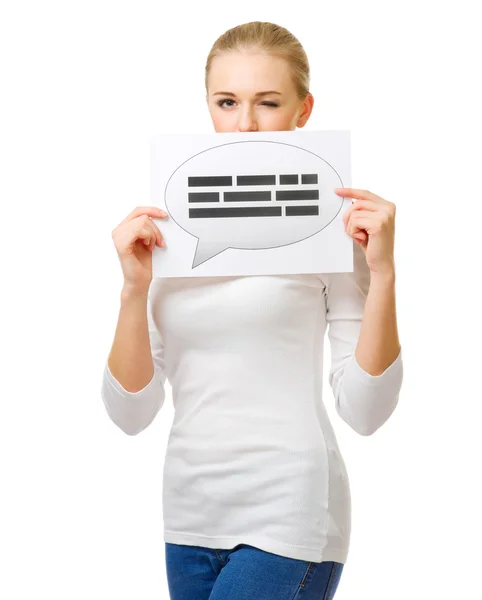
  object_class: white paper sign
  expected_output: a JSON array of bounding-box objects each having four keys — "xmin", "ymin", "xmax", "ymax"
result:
[{"xmin": 149, "ymin": 129, "xmax": 353, "ymax": 278}]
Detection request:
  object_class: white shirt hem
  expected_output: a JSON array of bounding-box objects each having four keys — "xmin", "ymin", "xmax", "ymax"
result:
[{"xmin": 163, "ymin": 529, "xmax": 348, "ymax": 564}]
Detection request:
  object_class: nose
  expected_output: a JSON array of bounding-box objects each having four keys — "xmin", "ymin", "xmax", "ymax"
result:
[{"xmin": 238, "ymin": 107, "xmax": 258, "ymax": 132}]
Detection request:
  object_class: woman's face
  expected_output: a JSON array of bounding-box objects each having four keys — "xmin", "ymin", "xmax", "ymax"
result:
[{"xmin": 206, "ymin": 49, "xmax": 314, "ymax": 133}]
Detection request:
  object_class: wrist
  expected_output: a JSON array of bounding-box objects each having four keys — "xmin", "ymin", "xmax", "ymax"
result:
[
  {"xmin": 369, "ymin": 268, "xmax": 396, "ymax": 285},
  {"xmin": 121, "ymin": 283, "xmax": 150, "ymax": 301}
]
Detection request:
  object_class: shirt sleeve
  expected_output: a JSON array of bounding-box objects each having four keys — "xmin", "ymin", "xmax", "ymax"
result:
[
  {"xmin": 321, "ymin": 241, "xmax": 403, "ymax": 436},
  {"xmin": 100, "ymin": 282, "xmax": 168, "ymax": 436}
]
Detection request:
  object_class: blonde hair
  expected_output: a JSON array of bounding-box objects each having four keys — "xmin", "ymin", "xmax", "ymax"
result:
[{"xmin": 205, "ymin": 21, "xmax": 310, "ymax": 101}]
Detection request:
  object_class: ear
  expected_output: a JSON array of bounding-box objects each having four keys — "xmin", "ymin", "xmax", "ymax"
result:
[{"xmin": 296, "ymin": 93, "xmax": 315, "ymax": 128}]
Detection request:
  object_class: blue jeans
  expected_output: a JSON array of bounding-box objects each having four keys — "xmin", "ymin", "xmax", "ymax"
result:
[{"xmin": 165, "ymin": 542, "xmax": 344, "ymax": 599}]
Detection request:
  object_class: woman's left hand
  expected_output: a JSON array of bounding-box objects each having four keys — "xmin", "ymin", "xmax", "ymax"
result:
[{"xmin": 335, "ymin": 187, "xmax": 396, "ymax": 276}]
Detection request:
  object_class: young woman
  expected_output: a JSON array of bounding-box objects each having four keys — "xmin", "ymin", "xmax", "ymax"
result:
[{"xmin": 102, "ymin": 21, "xmax": 403, "ymax": 600}]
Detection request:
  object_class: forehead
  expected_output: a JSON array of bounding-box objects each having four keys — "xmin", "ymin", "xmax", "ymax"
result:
[{"xmin": 208, "ymin": 51, "xmax": 294, "ymax": 95}]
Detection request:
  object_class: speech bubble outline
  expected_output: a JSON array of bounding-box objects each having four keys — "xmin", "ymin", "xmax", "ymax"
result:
[{"xmin": 164, "ymin": 140, "xmax": 345, "ymax": 268}]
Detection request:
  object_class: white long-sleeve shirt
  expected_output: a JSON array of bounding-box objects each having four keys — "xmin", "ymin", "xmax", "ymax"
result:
[{"xmin": 101, "ymin": 242, "xmax": 403, "ymax": 563}]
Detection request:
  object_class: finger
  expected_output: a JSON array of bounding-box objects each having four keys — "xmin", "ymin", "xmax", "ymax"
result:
[
  {"xmin": 143, "ymin": 231, "xmax": 156, "ymax": 250},
  {"xmin": 347, "ymin": 216, "xmax": 373, "ymax": 235},
  {"xmin": 132, "ymin": 215, "xmax": 163, "ymax": 247},
  {"xmin": 348, "ymin": 209, "xmax": 381, "ymax": 220},
  {"xmin": 335, "ymin": 188, "xmax": 385, "ymax": 203},
  {"xmin": 346, "ymin": 198, "xmax": 380, "ymax": 211},
  {"xmin": 137, "ymin": 215, "xmax": 165, "ymax": 248},
  {"xmin": 355, "ymin": 236, "xmax": 368, "ymax": 250},
  {"xmin": 139, "ymin": 227, "xmax": 154, "ymax": 246},
  {"xmin": 344, "ymin": 207, "xmax": 377, "ymax": 229},
  {"xmin": 132, "ymin": 217, "xmax": 156, "ymax": 246},
  {"xmin": 140, "ymin": 223, "xmax": 157, "ymax": 247},
  {"xmin": 150, "ymin": 221, "xmax": 165, "ymax": 248},
  {"xmin": 148, "ymin": 226, "xmax": 162, "ymax": 250},
  {"xmin": 147, "ymin": 219, "xmax": 166, "ymax": 249},
  {"xmin": 343, "ymin": 201, "xmax": 380, "ymax": 225},
  {"xmin": 119, "ymin": 206, "xmax": 168, "ymax": 227}
]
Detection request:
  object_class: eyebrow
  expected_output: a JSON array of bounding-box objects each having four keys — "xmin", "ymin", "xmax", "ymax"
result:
[{"xmin": 213, "ymin": 91, "xmax": 282, "ymax": 97}]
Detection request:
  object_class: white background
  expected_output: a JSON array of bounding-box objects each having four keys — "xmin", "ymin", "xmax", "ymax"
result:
[{"xmin": 1, "ymin": 1, "xmax": 481, "ymax": 598}]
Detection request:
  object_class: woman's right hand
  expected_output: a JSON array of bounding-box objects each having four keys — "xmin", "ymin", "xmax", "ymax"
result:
[{"xmin": 111, "ymin": 206, "xmax": 168, "ymax": 291}]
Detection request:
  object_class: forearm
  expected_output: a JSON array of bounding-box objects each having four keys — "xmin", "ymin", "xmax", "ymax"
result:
[
  {"xmin": 355, "ymin": 270, "xmax": 401, "ymax": 376},
  {"xmin": 107, "ymin": 285, "xmax": 155, "ymax": 392}
]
